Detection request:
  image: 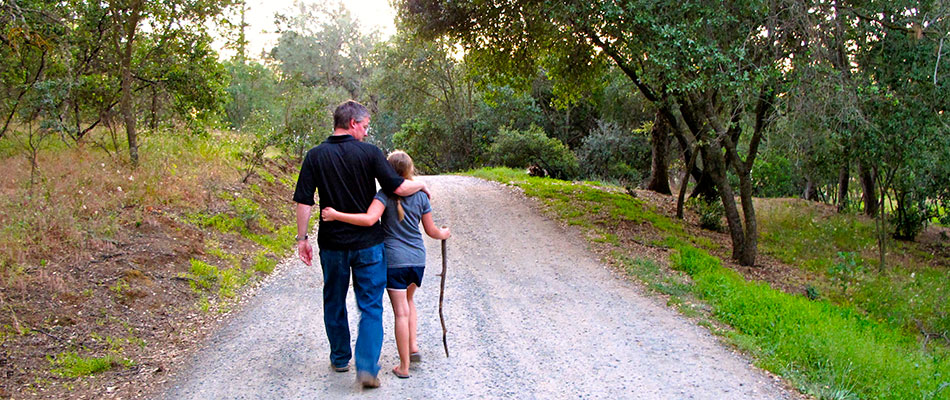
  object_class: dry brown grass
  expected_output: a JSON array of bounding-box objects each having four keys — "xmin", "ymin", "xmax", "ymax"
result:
[
  {"xmin": 0, "ymin": 128, "xmax": 299, "ymax": 398},
  {"xmin": 0, "ymin": 131, "xmax": 242, "ymax": 271}
]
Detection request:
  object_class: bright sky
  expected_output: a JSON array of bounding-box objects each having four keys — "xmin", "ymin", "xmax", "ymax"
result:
[{"xmin": 216, "ymin": 0, "xmax": 397, "ymax": 59}]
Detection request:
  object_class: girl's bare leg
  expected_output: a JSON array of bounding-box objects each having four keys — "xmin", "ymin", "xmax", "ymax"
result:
[
  {"xmin": 406, "ymin": 284, "xmax": 419, "ymax": 354},
  {"xmin": 388, "ymin": 289, "xmax": 411, "ymax": 376}
]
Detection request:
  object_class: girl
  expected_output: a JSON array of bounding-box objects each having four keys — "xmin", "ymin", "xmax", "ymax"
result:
[{"xmin": 321, "ymin": 150, "xmax": 451, "ymax": 379}]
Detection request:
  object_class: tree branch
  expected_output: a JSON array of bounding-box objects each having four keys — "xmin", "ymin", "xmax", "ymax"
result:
[
  {"xmin": 585, "ymin": 32, "xmax": 661, "ymax": 102},
  {"xmin": 845, "ymin": 6, "xmax": 944, "ymax": 38}
]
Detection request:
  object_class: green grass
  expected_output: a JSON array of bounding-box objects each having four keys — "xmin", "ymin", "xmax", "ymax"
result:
[
  {"xmin": 466, "ymin": 167, "xmax": 950, "ymax": 400},
  {"xmin": 187, "ymin": 259, "xmax": 219, "ymax": 292},
  {"xmin": 186, "ymin": 258, "xmax": 254, "ymax": 300},
  {"xmin": 758, "ymin": 199, "xmax": 950, "ymax": 350},
  {"xmin": 464, "ymin": 167, "xmax": 708, "ymax": 248},
  {"xmin": 670, "ymin": 243, "xmax": 950, "ymax": 400},
  {"xmin": 48, "ymin": 352, "xmax": 127, "ymax": 378},
  {"xmin": 252, "ymin": 252, "xmax": 277, "ymax": 274},
  {"xmin": 758, "ymin": 201, "xmax": 876, "ymax": 271}
]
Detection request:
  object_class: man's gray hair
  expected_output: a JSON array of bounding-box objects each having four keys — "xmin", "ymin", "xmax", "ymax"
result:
[{"xmin": 333, "ymin": 100, "xmax": 370, "ymax": 130}]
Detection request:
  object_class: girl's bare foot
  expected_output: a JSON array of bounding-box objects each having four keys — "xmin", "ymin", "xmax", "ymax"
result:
[{"xmin": 392, "ymin": 366, "xmax": 410, "ymax": 379}]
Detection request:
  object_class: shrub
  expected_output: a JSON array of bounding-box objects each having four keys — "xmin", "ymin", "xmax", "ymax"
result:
[
  {"xmin": 751, "ymin": 153, "xmax": 801, "ymax": 197},
  {"xmin": 890, "ymin": 200, "xmax": 929, "ymax": 241},
  {"xmin": 393, "ymin": 117, "xmax": 487, "ymax": 173},
  {"xmin": 828, "ymin": 251, "xmax": 865, "ymax": 294},
  {"xmin": 686, "ymin": 197, "xmax": 725, "ymax": 232},
  {"xmin": 488, "ymin": 125, "xmax": 579, "ymax": 180},
  {"xmin": 576, "ymin": 120, "xmax": 649, "ymax": 185}
]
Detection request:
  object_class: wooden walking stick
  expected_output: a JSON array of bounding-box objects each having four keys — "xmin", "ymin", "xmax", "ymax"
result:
[{"xmin": 439, "ymin": 237, "xmax": 449, "ymax": 357}]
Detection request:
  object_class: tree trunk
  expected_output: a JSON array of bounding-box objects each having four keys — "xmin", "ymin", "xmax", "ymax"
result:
[
  {"xmin": 803, "ymin": 177, "xmax": 820, "ymax": 201},
  {"xmin": 676, "ymin": 145, "xmax": 699, "ymax": 219},
  {"xmin": 858, "ymin": 161, "xmax": 878, "ymax": 217},
  {"xmin": 120, "ymin": 1, "xmax": 143, "ymax": 167},
  {"xmin": 836, "ymin": 164, "xmax": 850, "ymax": 212},
  {"xmin": 669, "ymin": 120, "xmax": 718, "ymax": 201},
  {"xmin": 736, "ymin": 167, "xmax": 758, "ymax": 266},
  {"xmin": 691, "ymin": 171, "xmax": 718, "ymax": 201},
  {"xmin": 702, "ymin": 143, "xmax": 746, "ymax": 262},
  {"xmin": 149, "ymin": 85, "xmax": 158, "ymax": 131},
  {"xmin": 647, "ymin": 110, "xmax": 672, "ymax": 194}
]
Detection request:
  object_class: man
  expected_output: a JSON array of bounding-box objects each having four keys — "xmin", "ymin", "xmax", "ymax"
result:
[{"xmin": 293, "ymin": 100, "xmax": 428, "ymax": 388}]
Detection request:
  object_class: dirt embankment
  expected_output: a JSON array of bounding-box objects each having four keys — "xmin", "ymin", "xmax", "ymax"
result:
[{"xmin": 0, "ymin": 159, "xmax": 297, "ymax": 399}]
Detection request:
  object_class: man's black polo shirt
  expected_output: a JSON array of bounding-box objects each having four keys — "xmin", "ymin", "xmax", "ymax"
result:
[{"xmin": 293, "ymin": 134, "xmax": 404, "ymax": 250}]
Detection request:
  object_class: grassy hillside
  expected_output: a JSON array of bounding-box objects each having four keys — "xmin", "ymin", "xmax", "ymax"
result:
[
  {"xmin": 467, "ymin": 167, "xmax": 950, "ymax": 400},
  {"xmin": 0, "ymin": 131, "xmax": 299, "ymax": 398}
]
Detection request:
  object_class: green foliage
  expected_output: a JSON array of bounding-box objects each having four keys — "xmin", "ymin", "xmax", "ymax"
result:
[
  {"xmin": 252, "ymin": 252, "xmax": 277, "ymax": 274},
  {"xmin": 465, "ymin": 167, "xmax": 707, "ymax": 248},
  {"xmin": 246, "ymin": 225, "xmax": 295, "ymax": 255},
  {"xmin": 751, "ymin": 153, "xmax": 801, "ymax": 198},
  {"xmin": 890, "ymin": 196, "xmax": 930, "ymax": 241},
  {"xmin": 488, "ymin": 126, "xmax": 579, "ymax": 180},
  {"xmin": 186, "ymin": 258, "xmax": 252, "ymax": 299},
  {"xmin": 370, "ymin": 32, "xmax": 482, "ymax": 157},
  {"xmin": 187, "ymin": 259, "xmax": 219, "ymax": 292},
  {"xmin": 48, "ymin": 352, "xmax": 117, "ymax": 378},
  {"xmin": 188, "ymin": 213, "xmax": 242, "ymax": 234},
  {"xmin": 271, "ymin": 2, "xmax": 376, "ymax": 100},
  {"xmin": 230, "ymin": 197, "xmax": 262, "ymax": 227},
  {"xmin": 669, "ymin": 243, "xmax": 950, "ymax": 400},
  {"xmin": 224, "ymin": 61, "xmax": 281, "ymax": 129},
  {"xmin": 217, "ymin": 267, "xmax": 252, "ymax": 298},
  {"xmin": 392, "ymin": 117, "xmax": 486, "ymax": 173},
  {"xmin": 760, "ymin": 199, "xmax": 950, "ymax": 369},
  {"xmin": 686, "ymin": 197, "xmax": 725, "ymax": 232},
  {"xmin": 1, "ymin": 0, "xmax": 234, "ymax": 147},
  {"xmin": 575, "ymin": 121, "xmax": 649, "ymax": 185},
  {"xmin": 759, "ymin": 202, "xmax": 876, "ymax": 271},
  {"xmin": 470, "ymin": 168, "xmax": 950, "ymax": 398},
  {"xmin": 853, "ymin": 266, "xmax": 950, "ymax": 344},
  {"xmin": 828, "ymin": 252, "xmax": 865, "ymax": 294}
]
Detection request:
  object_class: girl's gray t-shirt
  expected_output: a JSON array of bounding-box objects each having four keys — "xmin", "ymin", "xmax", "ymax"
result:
[{"xmin": 374, "ymin": 189, "xmax": 431, "ymax": 268}]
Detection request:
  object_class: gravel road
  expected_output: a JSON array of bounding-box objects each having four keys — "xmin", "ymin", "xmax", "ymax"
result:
[{"xmin": 160, "ymin": 175, "xmax": 796, "ymax": 399}]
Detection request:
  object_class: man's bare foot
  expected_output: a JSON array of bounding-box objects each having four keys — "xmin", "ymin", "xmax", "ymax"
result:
[{"xmin": 392, "ymin": 366, "xmax": 410, "ymax": 379}]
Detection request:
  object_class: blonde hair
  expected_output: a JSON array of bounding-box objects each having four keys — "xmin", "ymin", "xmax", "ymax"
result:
[{"xmin": 388, "ymin": 150, "xmax": 415, "ymax": 221}]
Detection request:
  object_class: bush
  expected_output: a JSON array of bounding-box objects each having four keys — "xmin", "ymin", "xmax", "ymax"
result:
[
  {"xmin": 575, "ymin": 120, "xmax": 650, "ymax": 185},
  {"xmin": 828, "ymin": 251, "xmax": 865, "ymax": 294},
  {"xmin": 686, "ymin": 197, "xmax": 725, "ymax": 231},
  {"xmin": 890, "ymin": 200, "xmax": 930, "ymax": 241},
  {"xmin": 751, "ymin": 153, "xmax": 801, "ymax": 197},
  {"xmin": 488, "ymin": 125, "xmax": 579, "ymax": 180},
  {"xmin": 393, "ymin": 117, "xmax": 485, "ymax": 173}
]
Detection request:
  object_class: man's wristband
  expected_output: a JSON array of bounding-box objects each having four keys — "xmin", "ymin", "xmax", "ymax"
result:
[{"xmin": 295, "ymin": 234, "xmax": 308, "ymax": 242}]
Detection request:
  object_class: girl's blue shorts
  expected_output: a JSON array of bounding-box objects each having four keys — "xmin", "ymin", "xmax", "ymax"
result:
[{"xmin": 387, "ymin": 266, "xmax": 425, "ymax": 290}]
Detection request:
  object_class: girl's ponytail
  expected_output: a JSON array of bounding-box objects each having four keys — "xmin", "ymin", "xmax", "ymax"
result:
[
  {"xmin": 396, "ymin": 198, "xmax": 406, "ymax": 221},
  {"xmin": 387, "ymin": 150, "xmax": 415, "ymax": 222}
]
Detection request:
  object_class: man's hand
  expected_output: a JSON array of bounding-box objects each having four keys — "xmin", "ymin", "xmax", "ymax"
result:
[
  {"xmin": 295, "ymin": 203, "xmax": 313, "ymax": 265},
  {"xmin": 421, "ymin": 183, "xmax": 432, "ymax": 199},
  {"xmin": 394, "ymin": 179, "xmax": 431, "ymax": 199},
  {"xmin": 297, "ymin": 239, "xmax": 313, "ymax": 266}
]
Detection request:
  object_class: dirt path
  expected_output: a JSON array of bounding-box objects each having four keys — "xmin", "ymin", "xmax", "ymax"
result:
[{"xmin": 160, "ymin": 175, "xmax": 796, "ymax": 399}]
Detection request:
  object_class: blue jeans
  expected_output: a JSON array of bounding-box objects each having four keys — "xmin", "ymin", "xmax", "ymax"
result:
[{"xmin": 319, "ymin": 243, "xmax": 386, "ymax": 376}]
